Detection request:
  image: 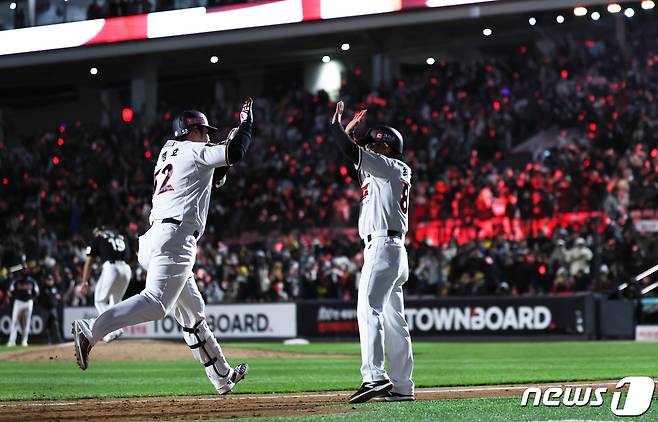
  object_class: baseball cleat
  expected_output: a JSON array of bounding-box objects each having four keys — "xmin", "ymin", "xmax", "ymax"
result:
[
  {"xmin": 72, "ymin": 320, "xmax": 93, "ymax": 370},
  {"xmin": 217, "ymin": 363, "xmax": 249, "ymax": 395},
  {"xmin": 348, "ymin": 379, "xmax": 393, "ymax": 404},
  {"xmin": 372, "ymin": 391, "xmax": 416, "ymax": 402}
]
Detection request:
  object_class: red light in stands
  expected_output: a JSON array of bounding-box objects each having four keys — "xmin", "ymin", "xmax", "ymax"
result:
[
  {"xmin": 55, "ymin": 195, "xmax": 61, "ymax": 204},
  {"xmin": 345, "ymin": 176, "xmax": 352, "ymax": 184},
  {"xmin": 52, "ymin": 157, "xmax": 60, "ymax": 165},
  {"xmin": 59, "ymin": 124, "xmax": 66, "ymax": 133},
  {"xmin": 560, "ymin": 69, "xmax": 568, "ymax": 79},
  {"xmin": 57, "ymin": 137, "xmax": 64, "ymax": 146},
  {"xmin": 520, "ymin": 46, "xmax": 527, "ymax": 54},
  {"xmin": 589, "ymin": 123, "xmax": 597, "ymax": 131},
  {"xmin": 2, "ymin": 178, "xmax": 7, "ymax": 185},
  {"xmin": 164, "ymin": 112, "xmax": 172, "ymax": 120},
  {"xmin": 40, "ymin": 191, "xmax": 46, "ymax": 199},
  {"xmin": 538, "ymin": 265, "xmax": 547, "ymax": 275},
  {"xmin": 340, "ymin": 166, "xmax": 347, "ymax": 176},
  {"xmin": 121, "ymin": 107, "xmax": 134, "ymax": 123},
  {"xmin": 584, "ymin": 158, "xmax": 591, "ymax": 167},
  {"xmin": 145, "ymin": 151, "xmax": 151, "ymax": 158},
  {"xmin": 355, "ymin": 68, "xmax": 362, "ymax": 76},
  {"xmin": 652, "ymin": 149, "xmax": 658, "ymax": 158},
  {"xmin": 493, "ymin": 101, "xmax": 501, "ymax": 111}
]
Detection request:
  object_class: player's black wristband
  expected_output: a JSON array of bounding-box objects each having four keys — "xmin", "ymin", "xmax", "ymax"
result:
[{"xmin": 330, "ymin": 121, "xmax": 359, "ymax": 164}]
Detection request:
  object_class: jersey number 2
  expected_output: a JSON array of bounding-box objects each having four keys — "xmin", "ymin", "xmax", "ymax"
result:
[
  {"xmin": 400, "ymin": 181, "xmax": 410, "ymax": 214},
  {"xmin": 153, "ymin": 164, "xmax": 174, "ymax": 195}
]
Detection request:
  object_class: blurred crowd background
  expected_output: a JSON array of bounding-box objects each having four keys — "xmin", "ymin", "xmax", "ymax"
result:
[{"xmin": 3, "ymin": 10, "xmax": 658, "ymax": 310}]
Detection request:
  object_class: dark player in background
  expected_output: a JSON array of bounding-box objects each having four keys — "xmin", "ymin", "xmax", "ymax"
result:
[
  {"xmin": 81, "ymin": 227, "xmax": 132, "ymax": 343},
  {"xmin": 40, "ymin": 273, "xmax": 63, "ymax": 344},
  {"xmin": 6, "ymin": 258, "xmax": 39, "ymax": 347}
]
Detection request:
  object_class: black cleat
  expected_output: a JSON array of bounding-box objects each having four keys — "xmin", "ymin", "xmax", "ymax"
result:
[
  {"xmin": 373, "ymin": 391, "xmax": 416, "ymax": 402},
  {"xmin": 217, "ymin": 363, "xmax": 249, "ymax": 395},
  {"xmin": 348, "ymin": 379, "xmax": 393, "ymax": 404}
]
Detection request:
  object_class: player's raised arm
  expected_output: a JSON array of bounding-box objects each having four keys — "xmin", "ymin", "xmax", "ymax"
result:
[
  {"xmin": 329, "ymin": 101, "xmax": 360, "ymax": 164},
  {"xmin": 196, "ymin": 98, "xmax": 254, "ymax": 168},
  {"xmin": 226, "ymin": 97, "xmax": 254, "ymax": 165}
]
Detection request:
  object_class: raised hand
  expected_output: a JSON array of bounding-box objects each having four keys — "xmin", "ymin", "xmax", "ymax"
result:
[
  {"xmin": 240, "ymin": 98, "xmax": 253, "ymax": 125},
  {"xmin": 331, "ymin": 101, "xmax": 345, "ymax": 125},
  {"xmin": 346, "ymin": 109, "xmax": 367, "ymax": 135}
]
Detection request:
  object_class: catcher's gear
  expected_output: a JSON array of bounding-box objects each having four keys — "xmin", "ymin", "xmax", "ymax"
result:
[
  {"xmin": 173, "ymin": 110, "xmax": 218, "ymax": 138},
  {"xmin": 358, "ymin": 126, "xmax": 404, "ymax": 157}
]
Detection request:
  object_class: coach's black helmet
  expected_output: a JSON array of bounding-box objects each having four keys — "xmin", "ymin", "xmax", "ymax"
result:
[
  {"xmin": 173, "ymin": 110, "xmax": 218, "ymax": 138},
  {"xmin": 361, "ymin": 125, "xmax": 404, "ymax": 159}
]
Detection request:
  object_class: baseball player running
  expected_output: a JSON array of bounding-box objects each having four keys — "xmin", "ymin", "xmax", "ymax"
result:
[
  {"xmin": 81, "ymin": 227, "xmax": 132, "ymax": 342},
  {"xmin": 6, "ymin": 259, "xmax": 39, "ymax": 347},
  {"xmin": 330, "ymin": 101, "xmax": 415, "ymax": 403},
  {"xmin": 72, "ymin": 99, "xmax": 255, "ymax": 395}
]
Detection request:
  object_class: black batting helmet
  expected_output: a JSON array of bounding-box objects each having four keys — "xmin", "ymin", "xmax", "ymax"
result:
[
  {"xmin": 173, "ymin": 110, "xmax": 218, "ymax": 138},
  {"xmin": 360, "ymin": 125, "xmax": 404, "ymax": 158}
]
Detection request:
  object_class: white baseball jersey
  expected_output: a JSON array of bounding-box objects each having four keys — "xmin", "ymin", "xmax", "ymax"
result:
[
  {"xmin": 355, "ymin": 148, "xmax": 411, "ymax": 239},
  {"xmin": 150, "ymin": 140, "xmax": 230, "ymax": 234}
]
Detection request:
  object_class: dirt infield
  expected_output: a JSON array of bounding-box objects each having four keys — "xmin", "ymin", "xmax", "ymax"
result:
[
  {"xmin": 0, "ymin": 381, "xmax": 623, "ymax": 421},
  {"xmin": 0, "ymin": 342, "xmax": 622, "ymax": 421},
  {"xmin": 0, "ymin": 340, "xmax": 352, "ymax": 362}
]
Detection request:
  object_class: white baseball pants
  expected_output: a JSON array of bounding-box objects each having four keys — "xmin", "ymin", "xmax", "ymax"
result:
[
  {"xmin": 89, "ymin": 220, "xmax": 231, "ymax": 376},
  {"xmin": 7, "ymin": 299, "xmax": 33, "ymax": 346},
  {"xmin": 358, "ymin": 236, "xmax": 414, "ymax": 395},
  {"xmin": 95, "ymin": 261, "xmax": 131, "ymax": 313}
]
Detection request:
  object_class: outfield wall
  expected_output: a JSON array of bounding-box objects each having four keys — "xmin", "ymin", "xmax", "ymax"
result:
[{"xmin": 0, "ymin": 294, "xmax": 635, "ymax": 343}]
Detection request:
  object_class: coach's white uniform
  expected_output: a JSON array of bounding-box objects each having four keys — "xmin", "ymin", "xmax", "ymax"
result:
[
  {"xmin": 356, "ymin": 148, "xmax": 414, "ymax": 397},
  {"xmin": 89, "ymin": 139, "xmax": 234, "ymax": 384}
]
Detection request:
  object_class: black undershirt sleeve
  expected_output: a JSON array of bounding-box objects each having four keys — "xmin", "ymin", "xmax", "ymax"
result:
[
  {"xmin": 330, "ymin": 120, "xmax": 359, "ymax": 164},
  {"xmin": 227, "ymin": 121, "xmax": 253, "ymax": 165}
]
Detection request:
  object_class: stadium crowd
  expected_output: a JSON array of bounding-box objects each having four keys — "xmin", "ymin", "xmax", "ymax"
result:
[{"xmin": 2, "ymin": 26, "xmax": 658, "ymax": 308}]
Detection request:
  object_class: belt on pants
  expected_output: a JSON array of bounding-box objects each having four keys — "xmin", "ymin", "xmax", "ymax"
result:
[
  {"xmin": 361, "ymin": 230, "xmax": 403, "ymax": 248},
  {"xmin": 160, "ymin": 217, "xmax": 200, "ymax": 239}
]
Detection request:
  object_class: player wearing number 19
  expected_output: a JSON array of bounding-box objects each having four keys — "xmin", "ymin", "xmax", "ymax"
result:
[
  {"xmin": 330, "ymin": 101, "xmax": 415, "ymax": 404},
  {"xmin": 73, "ymin": 99, "xmax": 255, "ymax": 396},
  {"xmin": 80, "ymin": 227, "xmax": 132, "ymax": 343}
]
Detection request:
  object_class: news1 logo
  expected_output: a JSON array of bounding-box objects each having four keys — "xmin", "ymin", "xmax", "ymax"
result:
[{"xmin": 521, "ymin": 377, "xmax": 656, "ymax": 416}]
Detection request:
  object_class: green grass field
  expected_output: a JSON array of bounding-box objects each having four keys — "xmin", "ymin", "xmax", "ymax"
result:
[{"xmin": 1, "ymin": 341, "xmax": 657, "ymax": 421}]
